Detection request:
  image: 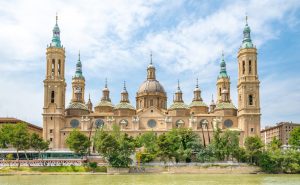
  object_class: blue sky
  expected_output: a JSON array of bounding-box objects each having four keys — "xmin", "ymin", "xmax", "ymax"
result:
[{"xmin": 0, "ymin": 0, "xmax": 299, "ymax": 128}]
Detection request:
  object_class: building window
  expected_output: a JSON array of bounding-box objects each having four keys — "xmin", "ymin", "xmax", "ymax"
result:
[
  {"xmin": 251, "ymin": 128, "xmax": 254, "ymax": 132},
  {"xmin": 50, "ymin": 138, "xmax": 53, "ymax": 142},
  {"xmin": 249, "ymin": 60, "xmax": 252, "ymax": 74},
  {"xmin": 249, "ymin": 95, "xmax": 253, "ymax": 105},
  {"xmin": 49, "ymin": 129, "xmax": 53, "ymax": 133},
  {"xmin": 51, "ymin": 59, "xmax": 55, "ymax": 77},
  {"xmin": 219, "ymin": 88, "xmax": 221, "ymax": 96},
  {"xmin": 176, "ymin": 119, "xmax": 185, "ymax": 128},
  {"xmin": 95, "ymin": 119, "xmax": 104, "ymax": 128},
  {"xmin": 51, "ymin": 91, "xmax": 55, "ymax": 103},
  {"xmin": 147, "ymin": 119, "xmax": 157, "ymax": 128},
  {"xmin": 58, "ymin": 60, "xmax": 61, "ymax": 76},
  {"xmin": 70, "ymin": 119, "xmax": 80, "ymax": 128},
  {"xmin": 242, "ymin": 61, "xmax": 245, "ymax": 74},
  {"xmin": 224, "ymin": 119, "xmax": 233, "ymax": 128}
]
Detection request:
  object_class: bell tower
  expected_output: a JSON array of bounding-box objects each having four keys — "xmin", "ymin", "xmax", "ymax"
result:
[
  {"xmin": 43, "ymin": 15, "xmax": 66, "ymax": 149},
  {"xmin": 216, "ymin": 53, "xmax": 231, "ymax": 103},
  {"xmin": 237, "ymin": 16, "xmax": 261, "ymax": 137}
]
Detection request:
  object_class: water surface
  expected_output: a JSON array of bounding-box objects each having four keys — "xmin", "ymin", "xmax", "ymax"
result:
[{"xmin": 0, "ymin": 174, "xmax": 299, "ymax": 185}]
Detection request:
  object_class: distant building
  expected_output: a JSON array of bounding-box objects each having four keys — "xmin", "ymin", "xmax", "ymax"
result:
[
  {"xmin": 0, "ymin": 117, "xmax": 43, "ymax": 137},
  {"xmin": 260, "ymin": 122, "xmax": 300, "ymax": 146}
]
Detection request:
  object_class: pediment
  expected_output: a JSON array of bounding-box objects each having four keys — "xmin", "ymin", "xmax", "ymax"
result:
[{"xmin": 137, "ymin": 106, "xmax": 166, "ymax": 118}]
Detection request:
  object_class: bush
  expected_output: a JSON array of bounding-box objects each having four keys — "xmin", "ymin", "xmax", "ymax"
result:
[{"xmin": 88, "ymin": 162, "xmax": 98, "ymax": 172}]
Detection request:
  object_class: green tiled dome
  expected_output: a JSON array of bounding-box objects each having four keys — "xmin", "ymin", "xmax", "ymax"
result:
[
  {"xmin": 189, "ymin": 101, "xmax": 208, "ymax": 108},
  {"xmin": 114, "ymin": 102, "xmax": 135, "ymax": 110},
  {"xmin": 66, "ymin": 102, "xmax": 89, "ymax": 111},
  {"xmin": 215, "ymin": 102, "xmax": 237, "ymax": 110},
  {"xmin": 169, "ymin": 102, "xmax": 189, "ymax": 110},
  {"xmin": 95, "ymin": 100, "xmax": 114, "ymax": 108}
]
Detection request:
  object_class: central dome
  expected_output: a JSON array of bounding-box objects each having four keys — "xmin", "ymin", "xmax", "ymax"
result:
[{"xmin": 137, "ymin": 79, "xmax": 166, "ymax": 94}]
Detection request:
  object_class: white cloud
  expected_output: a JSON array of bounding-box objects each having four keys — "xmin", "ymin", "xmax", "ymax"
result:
[{"xmin": 0, "ymin": 0, "xmax": 299, "ymax": 127}]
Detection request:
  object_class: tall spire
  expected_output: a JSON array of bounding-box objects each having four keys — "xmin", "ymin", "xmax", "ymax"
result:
[
  {"xmin": 147, "ymin": 52, "xmax": 156, "ymax": 80},
  {"xmin": 51, "ymin": 13, "xmax": 61, "ymax": 48},
  {"xmin": 218, "ymin": 52, "xmax": 228, "ymax": 78},
  {"xmin": 121, "ymin": 81, "xmax": 129, "ymax": 102},
  {"xmin": 74, "ymin": 51, "xmax": 84, "ymax": 79},
  {"xmin": 196, "ymin": 78, "xmax": 199, "ymax": 89},
  {"xmin": 105, "ymin": 78, "xmax": 108, "ymax": 88},
  {"xmin": 193, "ymin": 78, "xmax": 202, "ymax": 101},
  {"xmin": 102, "ymin": 78, "xmax": 111, "ymax": 101},
  {"xmin": 242, "ymin": 15, "xmax": 254, "ymax": 49},
  {"xmin": 174, "ymin": 80, "xmax": 183, "ymax": 102}
]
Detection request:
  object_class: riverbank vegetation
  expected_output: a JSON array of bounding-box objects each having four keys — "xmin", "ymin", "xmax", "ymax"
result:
[{"xmin": 1, "ymin": 123, "xmax": 299, "ymax": 174}]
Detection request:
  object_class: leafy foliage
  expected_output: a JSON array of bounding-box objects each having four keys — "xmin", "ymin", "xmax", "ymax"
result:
[
  {"xmin": 94, "ymin": 124, "xmax": 135, "ymax": 168},
  {"xmin": 289, "ymin": 127, "xmax": 300, "ymax": 147},
  {"xmin": 66, "ymin": 129, "xmax": 91, "ymax": 157}
]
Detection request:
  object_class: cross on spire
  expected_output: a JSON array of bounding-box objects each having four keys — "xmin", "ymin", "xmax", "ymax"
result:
[
  {"xmin": 150, "ymin": 51, "xmax": 153, "ymax": 65},
  {"xmin": 196, "ymin": 78, "xmax": 199, "ymax": 88},
  {"xmin": 105, "ymin": 78, "xmax": 108, "ymax": 88}
]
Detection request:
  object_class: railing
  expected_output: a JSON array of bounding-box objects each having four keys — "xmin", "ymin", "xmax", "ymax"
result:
[{"xmin": 0, "ymin": 159, "xmax": 86, "ymax": 167}]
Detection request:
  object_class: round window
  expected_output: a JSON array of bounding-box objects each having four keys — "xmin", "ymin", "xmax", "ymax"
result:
[
  {"xmin": 176, "ymin": 119, "xmax": 185, "ymax": 127},
  {"xmin": 224, "ymin": 119, "xmax": 233, "ymax": 128},
  {"xmin": 147, "ymin": 119, "xmax": 156, "ymax": 128},
  {"xmin": 119, "ymin": 119, "xmax": 128, "ymax": 126},
  {"xmin": 70, "ymin": 119, "xmax": 79, "ymax": 128},
  {"xmin": 199, "ymin": 119, "xmax": 209, "ymax": 128},
  {"xmin": 95, "ymin": 119, "xmax": 104, "ymax": 128}
]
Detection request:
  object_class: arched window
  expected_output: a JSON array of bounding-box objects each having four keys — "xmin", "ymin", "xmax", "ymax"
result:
[
  {"xmin": 51, "ymin": 59, "xmax": 55, "ymax": 77},
  {"xmin": 51, "ymin": 91, "xmax": 55, "ymax": 103},
  {"xmin": 242, "ymin": 61, "xmax": 245, "ymax": 74},
  {"xmin": 58, "ymin": 60, "xmax": 61, "ymax": 76},
  {"xmin": 219, "ymin": 88, "xmax": 221, "ymax": 96},
  {"xmin": 249, "ymin": 95, "xmax": 253, "ymax": 105},
  {"xmin": 249, "ymin": 60, "xmax": 252, "ymax": 74}
]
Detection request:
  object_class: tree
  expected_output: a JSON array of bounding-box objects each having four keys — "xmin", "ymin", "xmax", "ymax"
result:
[
  {"xmin": 210, "ymin": 128, "xmax": 226, "ymax": 161},
  {"xmin": 66, "ymin": 129, "xmax": 91, "ymax": 158},
  {"xmin": 244, "ymin": 136, "xmax": 264, "ymax": 164},
  {"xmin": 0, "ymin": 124, "xmax": 14, "ymax": 148},
  {"xmin": 30, "ymin": 133, "xmax": 49, "ymax": 165},
  {"xmin": 289, "ymin": 127, "xmax": 300, "ymax": 148},
  {"xmin": 157, "ymin": 133, "xmax": 177, "ymax": 163},
  {"xmin": 9, "ymin": 123, "xmax": 31, "ymax": 167},
  {"xmin": 136, "ymin": 132, "xmax": 159, "ymax": 163},
  {"xmin": 268, "ymin": 137, "xmax": 282, "ymax": 151},
  {"xmin": 5, "ymin": 153, "xmax": 14, "ymax": 167},
  {"xmin": 221, "ymin": 130, "xmax": 240, "ymax": 161},
  {"xmin": 94, "ymin": 125, "xmax": 135, "ymax": 168}
]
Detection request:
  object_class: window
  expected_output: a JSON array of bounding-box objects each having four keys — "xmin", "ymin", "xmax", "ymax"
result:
[
  {"xmin": 51, "ymin": 59, "xmax": 55, "ymax": 76},
  {"xmin": 95, "ymin": 119, "xmax": 104, "ymax": 128},
  {"xmin": 224, "ymin": 119, "xmax": 233, "ymax": 128},
  {"xmin": 58, "ymin": 60, "xmax": 61, "ymax": 76},
  {"xmin": 50, "ymin": 138, "xmax": 53, "ymax": 142},
  {"xmin": 147, "ymin": 119, "xmax": 157, "ymax": 128},
  {"xmin": 49, "ymin": 129, "xmax": 53, "ymax": 133},
  {"xmin": 176, "ymin": 119, "xmax": 185, "ymax": 128},
  {"xmin": 70, "ymin": 119, "xmax": 80, "ymax": 128},
  {"xmin": 219, "ymin": 88, "xmax": 221, "ymax": 96},
  {"xmin": 51, "ymin": 91, "xmax": 55, "ymax": 103},
  {"xmin": 249, "ymin": 95, "xmax": 253, "ymax": 105},
  {"xmin": 251, "ymin": 128, "xmax": 254, "ymax": 132},
  {"xmin": 242, "ymin": 61, "xmax": 245, "ymax": 74},
  {"xmin": 249, "ymin": 60, "xmax": 252, "ymax": 74}
]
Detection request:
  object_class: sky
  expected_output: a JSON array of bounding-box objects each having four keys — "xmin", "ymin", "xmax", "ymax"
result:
[{"xmin": 0, "ymin": 0, "xmax": 299, "ymax": 128}]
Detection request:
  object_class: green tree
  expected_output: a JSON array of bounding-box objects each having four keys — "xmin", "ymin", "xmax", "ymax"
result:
[
  {"xmin": 268, "ymin": 137, "xmax": 282, "ymax": 151},
  {"xmin": 289, "ymin": 127, "xmax": 300, "ymax": 148},
  {"xmin": 221, "ymin": 130, "xmax": 240, "ymax": 160},
  {"xmin": 137, "ymin": 132, "xmax": 159, "ymax": 163},
  {"xmin": 66, "ymin": 129, "xmax": 91, "ymax": 158},
  {"xmin": 157, "ymin": 133, "xmax": 177, "ymax": 163},
  {"xmin": 94, "ymin": 125, "xmax": 135, "ymax": 168},
  {"xmin": 9, "ymin": 123, "xmax": 31, "ymax": 167},
  {"xmin": 5, "ymin": 153, "xmax": 14, "ymax": 167},
  {"xmin": 244, "ymin": 136, "xmax": 264, "ymax": 164},
  {"xmin": 30, "ymin": 133, "xmax": 49, "ymax": 165},
  {"xmin": 210, "ymin": 128, "xmax": 226, "ymax": 161},
  {"xmin": 0, "ymin": 124, "xmax": 14, "ymax": 148}
]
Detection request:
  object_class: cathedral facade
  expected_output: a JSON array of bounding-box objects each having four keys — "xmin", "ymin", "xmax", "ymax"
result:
[{"xmin": 43, "ymin": 16, "xmax": 261, "ymax": 149}]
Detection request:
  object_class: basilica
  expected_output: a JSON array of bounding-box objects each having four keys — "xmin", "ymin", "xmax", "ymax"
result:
[{"xmin": 43, "ymin": 16, "xmax": 261, "ymax": 149}]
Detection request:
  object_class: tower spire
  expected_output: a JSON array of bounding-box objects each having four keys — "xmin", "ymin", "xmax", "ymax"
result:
[
  {"xmin": 150, "ymin": 51, "xmax": 153, "ymax": 65},
  {"xmin": 123, "ymin": 81, "xmax": 126, "ymax": 90},
  {"xmin": 242, "ymin": 15, "xmax": 254, "ymax": 48},
  {"xmin": 105, "ymin": 78, "xmax": 108, "ymax": 88},
  {"xmin": 74, "ymin": 50, "xmax": 84, "ymax": 79},
  {"xmin": 218, "ymin": 52, "xmax": 228, "ymax": 78},
  {"xmin": 196, "ymin": 78, "xmax": 199, "ymax": 88},
  {"xmin": 51, "ymin": 13, "xmax": 61, "ymax": 48}
]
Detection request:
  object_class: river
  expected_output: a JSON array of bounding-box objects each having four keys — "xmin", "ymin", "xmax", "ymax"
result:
[{"xmin": 0, "ymin": 174, "xmax": 299, "ymax": 185}]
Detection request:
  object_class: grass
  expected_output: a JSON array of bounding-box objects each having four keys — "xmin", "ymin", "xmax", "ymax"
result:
[{"xmin": 0, "ymin": 166, "xmax": 107, "ymax": 173}]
